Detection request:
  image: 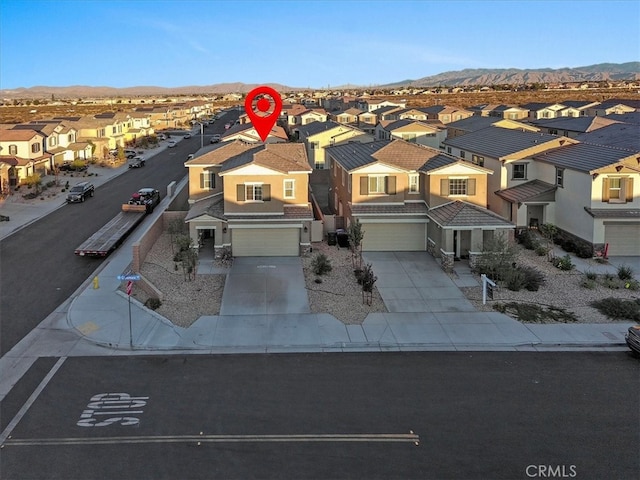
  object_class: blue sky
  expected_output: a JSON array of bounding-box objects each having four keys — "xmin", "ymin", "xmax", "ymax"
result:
[{"xmin": 1, "ymin": 0, "xmax": 638, "ymax": 89}]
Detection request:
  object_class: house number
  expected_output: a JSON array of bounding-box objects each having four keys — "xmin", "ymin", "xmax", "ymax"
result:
[{"xmin": 77, "ymin": 393, "xmax": 149, "ymax": 427}]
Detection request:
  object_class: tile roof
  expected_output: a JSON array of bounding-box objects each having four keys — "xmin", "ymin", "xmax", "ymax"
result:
[
  {"xmin": 495, "ymin": 179, "xmax": 557, "ymax": 203},
  {"xmin": 185, "ymin": 195, "xmax": 225, "ymax": 222},
  {"xmin": 0, "ymin": 129, "xmax": 42, "ymax": 141},
  {"xmin": 584, "ymin": 208, "xmax": 640, "ymax": 219},
  {"xmin": 446, "ymin": 116, "xmax": 500, "ymax": 132},
  {"xmin": 443, "ymin": 127, "xmax": 567, "ymax": 159},
  {"xmin": 603, "ymin": 112, "xmax": 640, "ymax": 125},
  {"xmin": 575, "ymin": 123, "xmax": 640, "ymax": 151},
  {"xmin": 185, "ymin": 140, "xmax": 257, "ymax": 167},
  {"xmin": 325, "ymin": 141, "xmax": 389, "ymax": 170},
  {"xmin": 418, "ymin": 154, "xmax": 459, "ymax": 172},
  {"xmin": 372, "ymin": 140, "xmax": 443, "ymax": 170},
  {"xmin": 428, "ymin": 201, "xmax": 515, "ymax": 228},
  {"xmin": 531, "ymin": 116, "xmax": 620, "ymax": 133},
  {"xmin": 351, "ymin": 202, "xmax": 428, "ymax": 216},
  {"xmin": 297, "ymin": 121, "xmax": 342, "ymax": 139},
  {"xmin": 533, "ymin": 142, "xmax": 637, "ymax": 173},
  {"xmin": 228, "ymin": 204, "xmax": 313, "ymax": 221},
  {"xmin": 220, "ymin": 143, "xmax": 311, "ymax": 174}
]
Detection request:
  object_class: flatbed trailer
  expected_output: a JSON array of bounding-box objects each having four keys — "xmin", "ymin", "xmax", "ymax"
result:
[{"xmin": 74, "ymin": 205, "xmax": 147, "ymax": 257}]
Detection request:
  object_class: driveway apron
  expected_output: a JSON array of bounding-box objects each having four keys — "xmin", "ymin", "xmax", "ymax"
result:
[
  {"xmin": 220, "ymin": 257, "xmax": 311, "ymax": 315},
  {"xmin": 363, "ymin": 252, "xmax": 476, "ymax": 313}
]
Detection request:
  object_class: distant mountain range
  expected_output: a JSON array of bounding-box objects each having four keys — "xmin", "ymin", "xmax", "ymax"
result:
[{"xmin": 1, "ymin": 63, "xmax": 638, "ymax": 99}]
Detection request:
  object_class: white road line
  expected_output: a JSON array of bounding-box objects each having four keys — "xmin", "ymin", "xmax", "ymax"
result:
[
  {"xmin": 4, "ymin": 432, "xmax": 420, "ymax": 446},
  {"xmin": 0, "ymin": 357, "xmax": 66, "ymax": 445}
]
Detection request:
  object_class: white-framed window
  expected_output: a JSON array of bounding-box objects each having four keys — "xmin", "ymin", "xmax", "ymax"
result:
[
  {"xmin": 409, "ymin": 174, "xmax": 419, "ymax": 193},
  {"xmin": 200, "ymin": 171, "xmax": 215, "ymax": 189},
  {"xmin": 310, "ymin": 141, "xmax": 319, "ymax": 150},
  {"xmin": 512, "ymin": 163, "xmax": 527, "ymax": 180},
  {"xmin": 449, "ymin": 178, "xmax": 468, "ymax": 196},
  {"xmin": 49, "ymin": 137, "xmax": 57, "ymax": 147},
  {"xmin": 369, "ymin": 175, "xmax": 386, "ymax": 194},
  {"xmin": 608, "ymin": 177, "xmax": 621, "ymax": 200},
  {"xmin": 556, "ymin": 168, "xmax": 564, "ymax": 187},
  {"xmin": 31, "ymin": 143, "xmax": 40, "ymax": 153},
  {"xmin": 471, "ymin": 155, "xmax": 484, "ymax": 166},
  {"xmin": 460, "ymin": 150, "xmax": 466, "ymax": 159},
  {"xmin": 284, "ymin": 179, "xmax": 295, "ymax": 199},
  {"xmin": 246, "ymin": 184, "xmax": 263, "ymax": 201},
  {"xmin": 8, "ymin": 144, "xmax": 17, "ymax": 155}
]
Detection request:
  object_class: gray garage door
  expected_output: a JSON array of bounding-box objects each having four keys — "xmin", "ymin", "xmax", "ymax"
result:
[
  {"xmin": 605, "ymin": 224, "xmax": 640, "ymax": 256},
  {"xmin": 232, "ymin": 228, "xmax": 299, "ymax": 256},
  {"xmin": 361, "ymin": 223, "xmax": 426, "ymax": 251}
]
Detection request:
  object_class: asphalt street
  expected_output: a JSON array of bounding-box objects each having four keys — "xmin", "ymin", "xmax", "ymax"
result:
[{"xmin": 1, "ymin": 352, "xmax": 638, "ymax": 479}]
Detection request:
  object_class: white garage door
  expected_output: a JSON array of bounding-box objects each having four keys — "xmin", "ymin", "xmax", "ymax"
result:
[
  {"xmin": 361, "ymin": 223, "xmax": 426, "ymax": 251},
  {"xmin": 232, "ymin": 228, "xmax": 299, "ymax": 256},
  {"xmin": 605, "ymin": 224, "xmax": 640, "ymax": 256}
]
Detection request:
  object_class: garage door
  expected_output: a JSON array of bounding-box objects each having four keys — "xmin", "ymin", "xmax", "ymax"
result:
[
  {"xmin": 605, "ymin": 224, "xmax": 640, "ymax": 256},
  {"xmin": 232, "ymin": 228, "xmax": 299, "ymax": 256},
  {"xmin": 361, "ymin": 223, "xmax": 426, "ymax": 251}
]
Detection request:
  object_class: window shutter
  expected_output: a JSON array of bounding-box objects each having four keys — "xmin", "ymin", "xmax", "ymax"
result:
[
  {"xmin": 360, "ymin": 177, "xmax": 368, "ymax": 195},
  {"xmin": 200, "ymin": 173, "xmax": 205, "ymax": 189},
  {"xmin": 237, "ymin": 184, "xmax": 245, "ymax": 201},
  {"xmin": 263, "ymin": 184, "xmax": 271, "ymax": 201},
  {"xmin": 441, "ymin": 179, "xmax": 449, "ymax": 196},
  {"xmin": 386, "ymin": 176, "xmax": 396, "ymax": 195},
  {"xmin": 601, "ymin": 178, "xmax": 609, "ymax": 202},
  {"xmin": 468, "ymin": 178, "xmax": 476, "ymax": 195},
  {"xmin": 624, "ymin": 178, "xmax": 633, "ymax": 202},
  {"xmin": 211, "ymin": 173, "xmax": 215, "ymax": 189}
]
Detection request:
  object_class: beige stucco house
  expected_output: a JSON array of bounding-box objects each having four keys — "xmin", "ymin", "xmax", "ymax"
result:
[
  {"xmin": 0, "ymin": 128, "xmax": 52, "ymax": 185},
  {"xmin": 297, "ymin": 121, "xmax": 374, "ymax": 170},
  {"xmin": 221, "ymin": 123, "xmax": 288, "ymax": 144},
  {"xmin": 184, "ymin": 141, "xmax": 313, "ymax": 257},
  {"xmin": 375, "ymin": 119, "xmax": 446, "ymax": 149}
]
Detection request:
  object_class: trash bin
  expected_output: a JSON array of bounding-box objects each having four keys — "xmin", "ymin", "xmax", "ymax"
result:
[
  {"xmin": 327, "ymin": 231, "xmax": 337, "ymax": 246},
  {"xmin": 336, "ymin": 229, "xmax": 350, "ymax": 248}
]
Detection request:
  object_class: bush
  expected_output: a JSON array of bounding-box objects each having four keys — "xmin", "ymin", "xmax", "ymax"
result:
[
  {"xmin": 517, "ymin": 230, "xmax": 538, "ymax": 250},
  {"xmin": 535, "ymin": 245, "xmax": 549, "ymax": 256},
  {"xmin": 519, "ymin": 266, "xmax": 545, "ymax": 291},
  {"xmin": 504, "ymin": 268, "xmax": 526, "ymax": 291},
  {"xmin": 552, "ymin": 254, "xmax": 574, "ymax": 271},
  {"xmin": 590, "ymin": 297, "xmax": 640, "ymax": 322},
  {"xmin": 144, "ymin": 298, "xmax": 162, "ymax": 310},
  {"xmin": 624, "ymin": 279, "xmax": 640, "ymax": 291},
  {"xmin": 354, "ymin": 268, "xmax": 364, "ymax": 284},
  {"xmin": 562, "ymin": 240, "xmax": 576, "ymax": 253},
  {"xmin": 575, "ymin": 244, "xmax": 593, "ymax": 258},
  {"xmin": 311, "ymin": 253, "xmax": 332, "ymax": 276},
  {"xmin": 581, "ymin": 279, "xmax": 596, "ymax": 289},
  {"xmin": 617, "ymin": 264, "xmax": 634, "ymax": 281},
  {"xmin": 584, "ymin": 270, "xmax": 597, "ymax": 280},
  {"xmin": 360, "ymin": 263, "xmax": 378, "ymax": 293}
]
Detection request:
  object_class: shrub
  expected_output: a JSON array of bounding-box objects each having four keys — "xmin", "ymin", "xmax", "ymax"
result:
[
  {"xmin": 575, "ymin": 243, "xmax": 593, "ymax": 258},
  {"xmin": 590, "ymin": 297, "xmax": 640, "ymax": 322},
  {"xmin": 581, "ymin": 279, "xmax": 596, "ymax": 289},
  {"xmin": 354, "ymin": 268, "xmax": 364, "ymax": 284},
  {"xmin": 519, "ymin": 266, "xmax": 545, "ymax": 291},
  {"xmin": 552, "ymin": 254, "xmax": 574, "ymax": 271},
  {"xmin": 144, "ymin": 298, "xmax": 162, "ymax": 310},
  {"xmin": 562, "ymin": 240, "xmax": 576, "ymax": 253},
  {"xmin": 602, "ymin": 277, "xmax": 620, "ymax": 289},
  {"xmin": 584, "ymin": 270, "xmax": 597, "ymax": 280},
  {"xmin": 624, "ymin": 280, "xmax": 640, "ymax": 291},
  {"xmin": 360, "ymin": 263, "xmax": 377, "ymax": 293},
  {"xmin": 617, "ymin": 264, "xmax": 634, "ymax": 281},
  {"xmin": 517, "ymin": 230, "xmax": 538, "ymax": 250},
  {"xmin": 311, "ymin": 253, "xmax": 332, "ymax": 276},
  {"xmin": 535, "ymin": 245, "xmax": 549, "ymax": 256},
  {"xmin": 504, "ymin": 268, "xmax": 526, "ymax": 291}
]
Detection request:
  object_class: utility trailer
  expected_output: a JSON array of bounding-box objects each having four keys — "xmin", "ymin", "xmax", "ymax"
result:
[{"xmin": 74, "ymin": 188, "xmax": 161, "ymax": 257}]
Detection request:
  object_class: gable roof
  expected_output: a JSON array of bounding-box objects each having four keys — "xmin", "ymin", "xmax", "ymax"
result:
[
  {"xmin": 0, "ymin": 129, "xmax": 42, "ymax": 141},
  {"xmin": 444, "ymin": 127, "xmax": 570, "ymax": 159},
  {"xmin": 574, "ymin": 123, "xmax": 640, "ymax": 151},
  {"xmin": 496, "ymin": 179, "xmax": 557, "ymax": 203},
  {"xmin": 531, "ymin": 116, "xmax": 620, "ymax": 133},
  {"xmin": 446, "ymin": 116, "xmax": 501, "ymax": 133},
  {"xmin": 428, "ymin": 201, "xmax": 514, "ymax": 228},
  {"xmin": 185, "ymin": 140, "xmax": 257, "ymax": 167},
  {"xmin": 297, "ymin": 120, "xmax": 342, "ymax": 139},
  {"xmin": 220, "ymin": 143, "xmax": 311, "ymax": 174},
  {"xmin": 533, "ymin": 142, "xmax": 638, "ymax": 173},
  {"xmin": 325, "ymin": 141, "xmax": 389, "ymax": 171}
]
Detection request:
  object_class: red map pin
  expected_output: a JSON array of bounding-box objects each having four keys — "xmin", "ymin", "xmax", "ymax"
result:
[{"xmin": 244, "ymin": 86, "xmax": 282, "ymax": 142}]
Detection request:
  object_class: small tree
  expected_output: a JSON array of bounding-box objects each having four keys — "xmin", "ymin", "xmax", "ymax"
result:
[
  {"xmin": 311, "ymin": 253, "xmax": 332, "ymax": 276},
  {"xmin": 348, "ymin": 219, "xmax": 365, "ymax": 268},
  {"xmin": 24, "ymin": 174, "xmax": 42, "ymax": 194},
  {"xmin": 361, "ymin": 263, "xmax": 377, "ymax": 305},
  {"xmin": 167, "ymin": 218, "xmax": 186, "ymax": 254},
  {"xmin": 539, "ymin": 223, "xmax": 558, "ymax": 261},
  {"xmin": 473, "ymin": 232, "xmax": 519, "ymax": 283}
]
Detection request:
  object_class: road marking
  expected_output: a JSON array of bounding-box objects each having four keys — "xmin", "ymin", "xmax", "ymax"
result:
[
  {"xmin": 0, "ymin": 357, "xmax": 67, "ymax": 445},
  {"xmin": 3, "ymin": 432, "xmax": 419, "ymax": 447}
]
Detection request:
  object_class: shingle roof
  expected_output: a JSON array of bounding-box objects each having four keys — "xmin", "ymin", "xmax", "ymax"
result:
[
  {"xmin": 603, "ymin": 112, "xmax": 640, "ymax": 125},
  {"xmin": 533, "ymin": 142, "xmax": 637, "ymax": 173},
  {"xmin": 495, "ymin": 179, "xmax": 557, "ymax": 203},
  {"xmin": 428, "ymin": 201, "xmax": 515, "ymax": 228},
  {"xmin": 444, "ymin": 127, "xmax": 566, "ymax": 159},
  {"xmin": 0, "ymin": 129, "xmax": 41, "ymax": 141},
  {"xmin": 228, "ymin": 205, "xmax": 313, "ymax": 221}
]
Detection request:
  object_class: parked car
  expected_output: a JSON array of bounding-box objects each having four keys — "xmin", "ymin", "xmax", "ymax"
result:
[
  {"xmin": 210, "ymin": 134, "xmax": 221, "ymax": 144},
  {"xmin": 625, "ymin": 325, "xmax": 640, "ymax": 356},
  {"xmin": 66, "ymin": 181, "xmax": 95, "ymax": 203},
  {"xmin": 184, "ymin": 133, "xmax": 192, "ymax": 139},
  {"xmin": 168, "ymin": 140, "xmax": 177, "ymax": 148},
  {"xmin": 59, "ymin": 161, "xmax": 88, "ymax": 172},
  {"xmin": 124, "ymin": 149, "xmax": 137, "ymax": 159},
  {"xmin": 128, "ymin": 156, "xmax": 145, "ymax": 168},
  {"xmin": 157, "ymin": 133, "xmax": 167, "ymax": 141}
]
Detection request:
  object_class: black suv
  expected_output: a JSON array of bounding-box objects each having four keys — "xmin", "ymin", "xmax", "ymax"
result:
[{"xmin": 67, "ymin": 181, "xmax": 95, "ymax": 203}]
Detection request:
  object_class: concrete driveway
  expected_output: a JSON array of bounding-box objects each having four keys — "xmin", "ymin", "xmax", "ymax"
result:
[
  {"xmin": 362, "ymin": 252, "xmax": 477, "ymax": 313},
  {"xmin": 220, "ymin": 257, "xmax": 310, "ymax": 315}
]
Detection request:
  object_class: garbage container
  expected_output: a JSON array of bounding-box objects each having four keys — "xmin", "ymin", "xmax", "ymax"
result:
[
  {"xmin": 336, "ymin": 228, "xmax": 350, "ymax": 248},
  {"xmin": 327, "ymin": 231, "xmax": 337, "ymax": 246}
]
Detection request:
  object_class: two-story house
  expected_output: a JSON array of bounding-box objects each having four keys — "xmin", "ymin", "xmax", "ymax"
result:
[
  {"xmin": 531, "ymin": 116, "xmax": 621, "ymax": 138},
  {"xmin": 325, "ymin": 140, "xmax": 513, "ymax": 264},
  {"xmin": 221, "ymin": 122, "xmax": 288, "ymax": 144},
  {"xmin": 332, "ymin": 107, "xmax": 362, "ymax": 125},
  {"xmin": 421, "ymin": 105, "xmax": 474, "ymax": 124},
  {"xmin": 297, "ymin": 121, "xmax": 374, "ymax": 170},
  {"xmin": 521, "ymin": 102, "xmax": 567, "ymax": 121},
  {"xmin": 13, "ymin": 121, "xmax": 89, "ymax": 166},
  {"xmin": 0, "ymin": 128, "xmax": 52, "ymax": 185},
  {"xmin": 375, "ymin": 119, "xmax": 446, "ymax": 149},
  {"xmin": 184, "ymin": 142, "xmax": 313, "ymax": 257},
  {"xmin": 446, "ymin": 116, "xmax": 538, "ymax": 139},
  {"xmin": 443, "ymin": 127, "xmax": 578, "ymax": 221}
]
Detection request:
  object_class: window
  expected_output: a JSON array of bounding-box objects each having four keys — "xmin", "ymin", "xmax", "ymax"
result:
[
  {"xmin": 9, "ymin": 144, "xmax": 17, "ymax": 155},
  {"xmin": 200, "ymin": 171, "xmax": 215, "ymax": 189},
  {"xmin": 310, "ymin": 141, "xmax": 319, "ymax": 150},
  {"xmin": 409, "ymin": 174, "xmax": 419, "ymax": 193},
  {"xmin": 471, "ymin": 154, "xmax": 484, "ymax": 166},
  {"xmin": 449, "ymin": 179, "xmax": 468, "ymax": 196},
  {"xmin": 315, "ymin": 161, "xmax": 324, "ymax": 169},
  {"xmin": 549, "ymin": 129, "xmax": 558, "ymax": 135},
  {"xmin": 369, "ymin": 175, "xmax": 386, "ymax": 194},
  {"xmin": 284, "ymin": 179, "xmax": 295, "ymax": 199},
  {"xmin": 447, "ymin": 146, "xmax": 452, "ymax": 154},
  {"xmin": 556, "ymin": 168, "xmax": 564, "ymax": 187},
  {"xmin": 31, "ymin": 143, "xmax": 40, "ymax": 153},
  {"xmin": 460, "ymin": 150, "xmax": 466, "ymax": 159},
  {"xmin": 609, "ymin": 177, "xmax": 621, "ymax": 200},
  {"xmin": 602, "ymin": 177, "xmax": 633, "ymax": 204},
  {"xmin": 49, "ymin": 137, "xmax": 57, "ymax": 147},
  {"xmin": 246, "ymin": 184, "xmax": 263, "ymax": 201},
  {"xmin": 512, "ymin": 163, "xmax": 527, "ymax": 180}
]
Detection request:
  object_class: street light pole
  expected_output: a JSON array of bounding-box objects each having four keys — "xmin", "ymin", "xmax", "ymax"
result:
[{"xmin": 200, "ymin": 122, "xmax": 204, "ymax": 150}]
